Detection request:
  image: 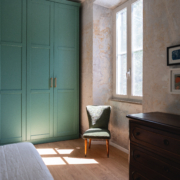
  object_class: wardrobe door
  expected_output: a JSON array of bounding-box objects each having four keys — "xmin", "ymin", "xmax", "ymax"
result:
[
  {"xmin": 54, "ymin": 3, "xmax": 79, "ymax": 138},
  {"xmin": 27, "ymin": 0, "xmax": 54, "ymax": 141},
  {"xmin": 0, "ymin": 0, "xmax": 26, "ymax": 144}
]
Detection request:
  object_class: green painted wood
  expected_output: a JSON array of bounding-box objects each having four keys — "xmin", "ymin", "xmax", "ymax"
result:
[
  {"xmin": 48, "ymin": 0, "xmax": 81, "ymax": 7},
  {"xmin": 0, "ymin": 0, "xmax": 79, "ymax": 145},
  {"xmin": 0, "ymin": 0, "xmax": 27, "ymax": 144},
  {"xmin": 54, "ymin": 3, "xmax": 79, "ymax": 137},
  {"xmin": 0, "ymin": 134, "xmax": 79, "ymax": 146},
  {"xmin": 27, "ymin": 0, "xmax": 54, "ymax": 141}
]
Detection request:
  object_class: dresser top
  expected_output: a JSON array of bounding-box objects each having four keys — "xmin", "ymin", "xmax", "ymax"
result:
[{"xmin": 127, "ymin": 112, "xmax": 180, "ymax": 129}]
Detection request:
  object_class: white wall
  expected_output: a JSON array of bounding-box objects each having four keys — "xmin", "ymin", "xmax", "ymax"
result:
[
  {"xmin": 143, "ymin": 0, "xmax": 180, "ymax": 114},
  {"xmin": 80, "ymin": 0, "xmax": 180, "ymax": 151}
]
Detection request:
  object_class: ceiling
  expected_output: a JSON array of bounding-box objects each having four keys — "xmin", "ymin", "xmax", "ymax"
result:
[
  {"xmin": 94, "ymin": 0, "xmax": 128, "ymax": 9},
  {"xmin": 68, "ymin": 0, "xmax": 128, "ymax": 9}
]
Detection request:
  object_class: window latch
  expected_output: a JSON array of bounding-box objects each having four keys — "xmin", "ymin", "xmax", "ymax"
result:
[{"xmin": 126, "ymin": 68, "xmax": 131, "ymax": 78}]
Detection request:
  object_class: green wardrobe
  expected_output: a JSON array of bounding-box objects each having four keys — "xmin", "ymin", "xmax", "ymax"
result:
[{"xmin": 0, "ymin": 0, "xmax": 80, "ymax": 145}]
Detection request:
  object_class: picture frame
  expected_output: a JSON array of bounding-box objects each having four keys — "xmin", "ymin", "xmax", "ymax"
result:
[
  {"xmin": 167, "ymin": 45, "xmax": 180, "ymax": 66},
  {"xmin": 170, "ymin": 68, "xmax": 180, "ymax": 94}
]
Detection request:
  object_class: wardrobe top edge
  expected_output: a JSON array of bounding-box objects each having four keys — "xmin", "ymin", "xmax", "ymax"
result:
[{"xmin": 47, "ymin": 0, "xmax": 81, "ymax": 7}]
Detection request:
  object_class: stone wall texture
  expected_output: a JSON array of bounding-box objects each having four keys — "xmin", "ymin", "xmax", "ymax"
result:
[
  {"xmin": 80, "ymin": 2, "xmax": 113, "ymax": 134},
  {"xmin": 109, "ymin": 101, "xmax": 142, "ymax": 149},
  {"xmin": 80, "ymin": 1, "xmax": 142, "ymax": 150},
  {"xmin": 93, "ymin": 4, "xmax": 113, "ymax": 105},
  {"xmin": 80, "ymin": 0, "xmax": 180, "ymax": 151},
  {"xmin": 143, "ymin": 0, "xmax": 180, "ymax": 114},
  {"xmin": 80, "ymin": 0, "xmax": 93, "ymax": 134}
]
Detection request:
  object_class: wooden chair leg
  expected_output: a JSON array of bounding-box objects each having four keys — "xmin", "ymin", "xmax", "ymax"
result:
[
  {"xmin": 85, "ymin": 139, "xmax": 87, "ymax": 157},
  {"xmin": 106, "ymin": 139, "xmax": 109, "ymax": 158},
  {"xmin": 89, "ymin": 139, "xmax": 91, "ymax": 149}
]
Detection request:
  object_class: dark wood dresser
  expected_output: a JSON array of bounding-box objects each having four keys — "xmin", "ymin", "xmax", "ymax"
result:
[{"xmin": 126, "ymin": 112, "xmax": 180, "ymax": 180}]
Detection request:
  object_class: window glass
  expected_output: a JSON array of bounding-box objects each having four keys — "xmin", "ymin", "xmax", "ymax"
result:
[
  {"xmin": 132, "ymin": 0, "xmax": 143, "ymax": 97},
  {"xmin": 116, "ymin": 9, "xmax": 127, "ymax": 95}
]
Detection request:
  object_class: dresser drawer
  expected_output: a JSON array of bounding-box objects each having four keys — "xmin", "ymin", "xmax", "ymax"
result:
[
  {"xmin": 130, "ymin": 122, "xmax": 180, "ymax": 156},
  {"xmin": 130, "ymin": 145, "xmax": 180, "ymax": 180},
  {"xmin": 130, "ymin": 167, "xmax": 148, "ymax": 180},
  {"xmin": 130, "ymin": 165, "xmax": 169, "ymax": 180}
]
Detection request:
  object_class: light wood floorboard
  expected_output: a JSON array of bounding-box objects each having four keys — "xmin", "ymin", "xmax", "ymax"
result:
[{"xmin": 35, "ymin": 139, "xmax": 129, "ymax": 180}]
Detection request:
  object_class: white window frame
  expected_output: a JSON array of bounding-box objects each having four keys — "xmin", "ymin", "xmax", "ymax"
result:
[{"xmin": 113, "ymin": 0, "xmax": 143, "ymax": 102}]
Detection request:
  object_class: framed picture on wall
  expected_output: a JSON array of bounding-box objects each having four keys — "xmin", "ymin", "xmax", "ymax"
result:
[
  {"xmin": 167, "ymin": 45, "xmax": 180, "ymax": 66},
  {"xmin": 170, "ymin": 68, "xmax": 180, "ymax": 94}
]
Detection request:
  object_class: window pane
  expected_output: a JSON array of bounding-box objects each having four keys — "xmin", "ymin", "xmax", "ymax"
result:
[
  {"xmin": 132, "ymin": 0, "xmax": 143, "ymax": 97},
  {"xmin": 116, "ymin": 8, "xmax": 127, "ymax": 95},
  {"xmin": 117, "ymin": 54, "xmax": 127, "ymax": 95},
  {"xmin": 132, "ymin": 0, "xmax": 143, "ymax": 51},
  {"xmin": 132, "ymin": 50, "xmax": 143, "ymax": 96}
]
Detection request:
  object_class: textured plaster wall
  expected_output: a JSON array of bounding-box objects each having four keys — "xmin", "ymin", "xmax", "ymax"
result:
[
  {"xmin": 93, "ymin": 4, "xmax": 113, "ymax": 105},
  {"xmin": 81, "ymin": 0, "xmax": 180, "ymax": 151},
  {"xmin": 81, "ymin": 2, "xmax": 113, "ymax": 134},
  {"xmin": 109, "ymin": 0, "xmax": 180, "ymax": 150},
  {"xmin": 81, "ymin": 1, "xmax": 142, "ymax": 151},
  {"xmin": 110, "ymin": 101, "xmax": 142, "ymax": 149},
  {"xmin": 80, "ymin": 0, "xmax": 93, "ymax": 134},
  {"xmin": 143, "ymin": 0, "xmax": 180, "ymax": 114}
]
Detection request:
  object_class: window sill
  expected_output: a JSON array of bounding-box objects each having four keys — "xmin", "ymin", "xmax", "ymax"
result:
[{"xmin": 110, "ymin": 98, "xmax": 142, "ymax": 105}]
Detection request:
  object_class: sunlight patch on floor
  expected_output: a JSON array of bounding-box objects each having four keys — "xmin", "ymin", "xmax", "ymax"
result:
[
  {"xmin": 55, "ymin": 149, "xmax": 74, "ymax": 154},
  {"xmin": 63, "ymin": 157, "xmax": 99, "ymax": 165},
  {"xmin": 37, "ymin": 148, "xmax": 57, "ymax": 155},
  {"xmin": 42, "ymin": 157, "xmax": 66, "ymax": 165}
]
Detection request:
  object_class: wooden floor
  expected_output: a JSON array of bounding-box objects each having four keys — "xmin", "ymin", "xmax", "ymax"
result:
[{"xmin": 35, "ymin": 139, "xmax": 129, "ymax": 180}]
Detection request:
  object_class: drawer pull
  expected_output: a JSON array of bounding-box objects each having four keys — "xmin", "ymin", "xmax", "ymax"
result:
[
  {"xmin": 136, "ymin": 132, "xmax": 140, "ymax": 136},
  {"xmin": 50, "ymin": 78, "xmax": 53, "ymax": 87},
  {"xmin": 135, "ymin": 154, "xmax": 140, "ymax": 158},
  {"xmin": 55, "ymin": 78, "xmax": 57, "ymax": 88},
  {"xmin": 135, "ymin": 178, "xmax": 141, "ymax": 180},
  {"xmin": 163, "ymin": 166, "xmax": 169, "ymax": 173},
  {"xmin": 164, "ymin": 139, "xmax": 169, "ymax": 146}
]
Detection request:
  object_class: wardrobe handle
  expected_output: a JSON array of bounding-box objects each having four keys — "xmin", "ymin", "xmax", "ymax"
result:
[
  {"xmin": 50, "ymin": 78, "xmax": 53, "ymax": 87},
  {"xmin": 55, "ymin": 78, "xmax": 57, "ymax": 88},
  {"xmin": 164, "ymin": 139, "xmax": 169, "ymax": 146}
]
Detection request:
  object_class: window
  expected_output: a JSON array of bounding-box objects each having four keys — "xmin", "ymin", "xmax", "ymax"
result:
[{"xmin": 113, "ymin": 0, "xmax": 143, "ymax": 102}]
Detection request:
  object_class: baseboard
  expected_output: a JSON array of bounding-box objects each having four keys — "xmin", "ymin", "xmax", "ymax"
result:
[
  {"xmin": 110, "ymin": 141, "xmax": 129, "ymax": 154},
  {"xmin": 80, "ymin": 134, "xmax": 129, "ymax": 154}
]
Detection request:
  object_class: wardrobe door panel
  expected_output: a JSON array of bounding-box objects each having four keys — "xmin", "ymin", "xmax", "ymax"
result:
[
  {"xmin": 58, "ymin": 8, "xmax": 76, "ymax": 48},
  {"xmin": 31, "ymin": 2, "xmax": 50, "ymax": 45},
  {"xmin": 58, "ymin": 49, "xmax": 75, "ymax": 89},
  {"xmin": 54, "ymin": 4, "xmax": 79, "ymax": 138},
  {"xmin": 0, "ymin": 0, "xmax": 26, "ymax": 144},
  {"xmin": 31, "ymin": 48, "xmax": 50, "ymax": 90},
  {"xmin": 57, "ymin": 92, "xmax": 74, "ymax": 136},
  {"xmin": 27, "ymin": 0, "xmax": 54, "ymax": 141},
  {"xmin": 1, "ymin": 46, "xmax": 22, "ymax": 90},
  {"xmin": 1, "ymin": 94, "xmax": 22, "ymax": 142},
  {"xmin": 1, "ymin": 0, "xmax": 22, "ymax": 43},
  {"xmin": 30, "ymin": 94, "xmax": 50, "ymax": 140}
]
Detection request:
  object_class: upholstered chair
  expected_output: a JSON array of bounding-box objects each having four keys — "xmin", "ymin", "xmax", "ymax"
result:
[{"xmin": 83, "ymin": 105, "xmax": 111, "ymax": 157}]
